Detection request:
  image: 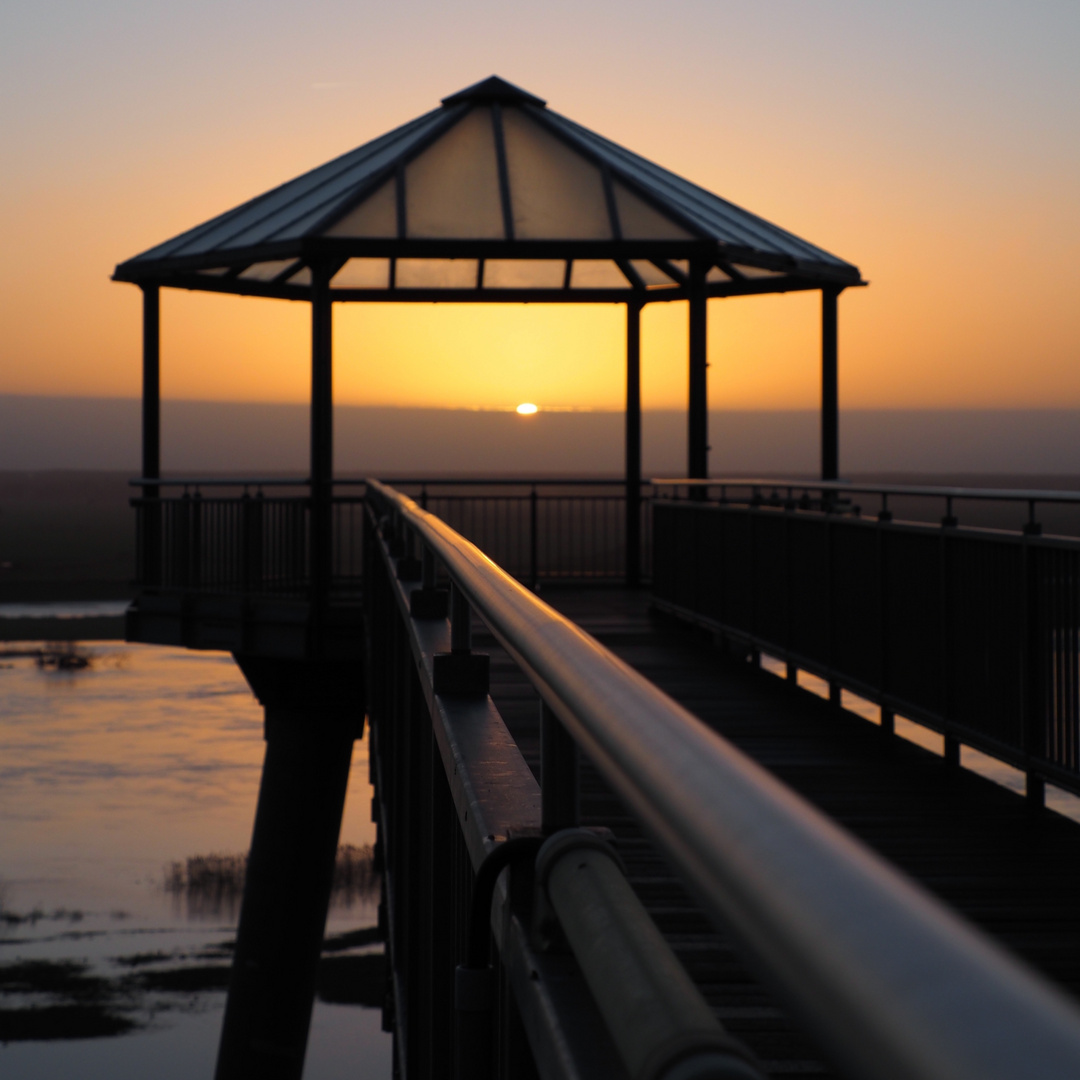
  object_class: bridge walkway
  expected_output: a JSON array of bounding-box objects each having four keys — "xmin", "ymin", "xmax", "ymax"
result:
[{"xmin": 477, "ymin": 587, "xmax": 1080, "ymax": 1078}]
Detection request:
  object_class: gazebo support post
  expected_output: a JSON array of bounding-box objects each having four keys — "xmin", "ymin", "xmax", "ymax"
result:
[
  {"xmin": 625, "ymin": 300, "xmax": 643, "ymax": 585},
  {"xmin": 821, "ymin": 286, "xmax": 841, "ymax": 482},
  {"xmin": 310, "ymin": 266, "xmax": 334, "ymax": 618},
  {"xmin": 141, "ymin": 283, "xmax": 161, "ymax": 587},
  {"xmin": 687, "ymin": 261, "xmax": 709, "ymax": 496}
]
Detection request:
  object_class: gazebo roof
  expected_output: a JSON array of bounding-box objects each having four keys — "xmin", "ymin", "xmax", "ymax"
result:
[{"xmin": 114, "ymin": 76, "xmax": 863, "ymax": 303}]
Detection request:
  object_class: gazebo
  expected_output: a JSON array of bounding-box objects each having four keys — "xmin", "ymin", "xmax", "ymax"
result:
[{"xmin": 115, "ymin": 74, "xmax": 863, "ymax": 595}]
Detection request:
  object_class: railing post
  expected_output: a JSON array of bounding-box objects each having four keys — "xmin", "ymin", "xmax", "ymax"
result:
[
  {"xmin": 242, "ymin": 491, "xmax": 264, "ymax": 593},
  {"xmin": 821, "ymin": 286, "xmax": 840, "ymax": 482},
  {"xmin": 309, "ymin": 264, "xmax": 334, "ymax": 622},
  {"xmin": 432, "ymin": 583, "xmax": 489, "ymax": 695},
  {"xmin": 176, "ymin": 491, "xmax": 192, "ymax": 589},
  {"xmin": 409, "ymin": 541, "xmax": 448, "ymax": 619},
  {"xmin": 541, "ymin": 702, "xmax": 578, "ymax": 834},
  {"xmin": 451, "ymin": 584, "xmax": 470, "ymax": 653},
  {"xmin": 687, "ymin": 260, "xmax": 709, "ymax": 500},
  {"xmin": 1023, "ymin": 536, "xmax": 1046, "ymax": 809},
  {"xmin": 141, "ymin": 283, "xmax": 161, "ymax": 588},
  {"xmin": 191, "ymin": 491, "xmax": 203, "ymax": 590},
  {"xmin": 626, "ymin": 300, "xmax": 643, "ymax": 585},
  {"xmin": 529, "ymin": 485, "xmax": 539, "ymax": 591},
  {"xmin": 944, "ymin": 734, "xmax": 961, "ymax": 768}
]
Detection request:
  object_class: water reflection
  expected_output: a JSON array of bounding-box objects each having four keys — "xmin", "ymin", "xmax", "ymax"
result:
[{"xmin": 0, "ymin": 641, "xmax": 389, "ymax": 1079}]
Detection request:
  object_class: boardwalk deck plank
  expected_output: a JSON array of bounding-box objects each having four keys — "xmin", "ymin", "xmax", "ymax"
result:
[{"xmin": 477, "ymin": 586, "xmax": 1080, "ymax": 1079}]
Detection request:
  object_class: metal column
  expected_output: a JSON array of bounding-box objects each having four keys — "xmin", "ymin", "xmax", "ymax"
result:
[
  {"xmin": 821, "ymin": 287, "xmax": 840, "ymax": 482},
  {"xmin": 141, "ymin": 284, "xmax": 161, "ymax": 586},
  {"xmin": 310, "ymin": 267, "xmax": 334, "ymax": 611},
  {"xmin": 625, "ymin": 300, "xmax": 643, "ymax": 585},
  {"xmin": 687, "ymin": 261, "xmax": 709, "ymax": 481}
]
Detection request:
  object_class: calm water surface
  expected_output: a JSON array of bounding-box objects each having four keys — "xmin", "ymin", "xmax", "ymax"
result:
[{"xmin": 0, "ymin": 640, "xmax": 390, "ymax": 1078}]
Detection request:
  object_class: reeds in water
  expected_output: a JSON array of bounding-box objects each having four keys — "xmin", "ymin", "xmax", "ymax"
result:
[{"xmin": 164, "ymin": 844, "xmax": 379, "ymax": 919}]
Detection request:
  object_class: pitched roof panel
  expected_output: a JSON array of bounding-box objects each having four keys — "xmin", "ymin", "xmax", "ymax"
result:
[{"xmin": 119, "ymin": 77, "xmax": 860, "ymax": 285}]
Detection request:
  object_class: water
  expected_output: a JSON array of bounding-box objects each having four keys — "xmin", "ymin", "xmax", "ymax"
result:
[
  {"xmin": 0, "ymin": 602, "xmax": 129, "ymax": 620},
  {"xmin": 0, "ymin": 641, "xmax": 391, "ymax": 1078}
]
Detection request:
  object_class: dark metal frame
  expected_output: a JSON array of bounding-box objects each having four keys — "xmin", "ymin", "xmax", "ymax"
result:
[
  {"xmin": 117, "ymin": 85, "xmax": 865, "ymax": 538},
  {"xmin": 370, "ymin": 478, "xmax": 1080, "ymax": 1080},
  {"xmin": 651, "ymin": 480, "xmax": 1080, "ymax": 805}
]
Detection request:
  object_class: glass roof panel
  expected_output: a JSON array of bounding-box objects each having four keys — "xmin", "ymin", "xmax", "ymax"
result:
[
  {"xmin": 406, "ymin": 107, "xmax": 503, "ymax": 239},
  {"xmin": 197, "ymin": 267, "xmax": 231, "ymax": 276},
  {"xmin": 668, "ymin": 259, "xmax": 689, "ymax": 277},
  {"xmin": 569, "ymin": 260, "xmax": 631, "ymax": 289},
  {"xmin": 484, "ymin": 259, "xmax": 565, "ymax": 288},
  {"xmin": 323, "ymin": 179, "xmax": 397, "ymax": 238},
  {"xmin": 332, "ymin": 258, "xmax": 390, "ymax": 289},
  {"xmin": 238, "ymin": 260, "xmax": 297, "ymax": 282},
  {"xmin": 630, "ymin": 260, "xmax": 677, "ymax": 288},
  {"xmin": 288, "ymin": 267, "xmax": 312, "ymax": 286},
  {"xmin": 396, "ymin": 259, "xmax": 479, "ymax": 288},
  {"xmin": 613, "ymin": 182, "xmax": 694, "ymax": 240},
  {"xmin": 731, "ymin": 263, "xmax": 786, "ymax": 279},
  {"xmin": 706, "ymin": 266, "xmax": 731, "ymax": 283},
  {"xmin": 502, "ymin": 108, "xmax": 611, "ymax": 240}
]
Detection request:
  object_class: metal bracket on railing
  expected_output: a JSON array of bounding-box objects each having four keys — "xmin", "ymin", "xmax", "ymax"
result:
[
  {"xmin": 454, "ymin": 834, "xmax": 544, "ymax": 1080},
  {"xmin": 531, "ymin": 827, "xmax": 619, "ymax": 955},
  {"xmin": 432, "ymin": 583, "xmax": 489, "ymax": 695},
  {"xmin": 410, "ymin": 544, "xmax": 449, "ymax": 618},
  {"xmin": 534, "ymin": 828, "xmax": 763, "ymax": 1080}
]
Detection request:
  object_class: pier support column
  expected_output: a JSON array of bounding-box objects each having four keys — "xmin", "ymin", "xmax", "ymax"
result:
[
  {"xmin": 625, "ymin": 300, "xmax": 643, "ymax": 586},
  {"xmin": 215, "ymin": 657, "xmax": 364, "ymax": 1080},
  {"xmin": 688, "ymin": 261, "xmax": 709, "ymax": 491},
  {"xmin": 821, "ymin": 287, "xmax": 841, "ymax": 482}
]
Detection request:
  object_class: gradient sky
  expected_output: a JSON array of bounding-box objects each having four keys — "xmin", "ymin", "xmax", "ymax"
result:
[{"xmin": 2, "ymin": 1, "xmax": 1077, "ymax": 411}]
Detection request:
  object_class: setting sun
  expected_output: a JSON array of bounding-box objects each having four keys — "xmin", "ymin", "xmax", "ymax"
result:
[{"xmin": 516, "ymin": 403, "xmax": 538, "ymax": 415}]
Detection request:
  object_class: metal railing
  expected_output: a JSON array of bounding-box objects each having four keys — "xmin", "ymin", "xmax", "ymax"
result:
[
  {"xmin": 652, "ymin": 478, "xmax": 1080, "ymax": 801},
  {"xmin": 131, "ymin": 477, "xmax": 653, "ymax": 597},
  {"xmin": 387, "ymin": 479, "xmax": 654, "ymax": 585},
  {"xmin": 653, "ymin": 477, "xmax": 1080, "ymax": 535},
  {"xmin": 366, "ymin": 479, "xmax": 1080, "ymax": 1080},
  {"xmin": 130, "ymin": 479, "xmax": 365, "ymax": 596}
]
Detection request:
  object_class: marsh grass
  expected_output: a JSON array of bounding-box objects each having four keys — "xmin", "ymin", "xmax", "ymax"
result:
[{"xmin": 163, "ymin": 844, "xmax": 379, "ymax": 919}]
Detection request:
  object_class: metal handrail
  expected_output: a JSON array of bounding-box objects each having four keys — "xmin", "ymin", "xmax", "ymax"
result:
[
  {"xmin": 130, "ymin": 477, "xmax": 311, "ymax": 488},
  {"xmin": 369, "ymin": 478, "xmax": 1080, "ymax": 1080},
  {"xmin": 383, "ymin": 477, "xmax": 652, "ymax": 487},
  {"xmin": 652, "ymin": 476, "xmax": 1080, "ymax": 505},
  {"xmin": 130, "ymin": 477, "xmax": 649, "ymax": 489}
]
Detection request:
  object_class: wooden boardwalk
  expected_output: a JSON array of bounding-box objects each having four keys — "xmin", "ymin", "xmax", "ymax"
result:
[{"xmin": 478, "ymin": 587, "xmax": 1080, "ymax": 1078}]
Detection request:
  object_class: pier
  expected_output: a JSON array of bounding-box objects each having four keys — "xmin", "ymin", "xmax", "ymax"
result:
[{"xmin": 112, "ymin": 76, "xmax": 1080, "ymax": 1080}]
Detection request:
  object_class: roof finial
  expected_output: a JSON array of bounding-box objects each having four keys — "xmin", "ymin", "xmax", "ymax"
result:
[{"xmin": 441, "ymin": 76, "xmax": 546, "ymax": 108}]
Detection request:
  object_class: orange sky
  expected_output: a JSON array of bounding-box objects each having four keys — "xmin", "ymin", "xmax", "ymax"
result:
[{"xmin": 1, "ymin": 2, "xmax": 1077, "ymax": 411}]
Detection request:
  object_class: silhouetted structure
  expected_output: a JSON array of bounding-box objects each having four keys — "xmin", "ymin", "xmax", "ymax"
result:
[{"xmin": 113, "ymin": 79, "xmax": 1080, "ymax": 1080}]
